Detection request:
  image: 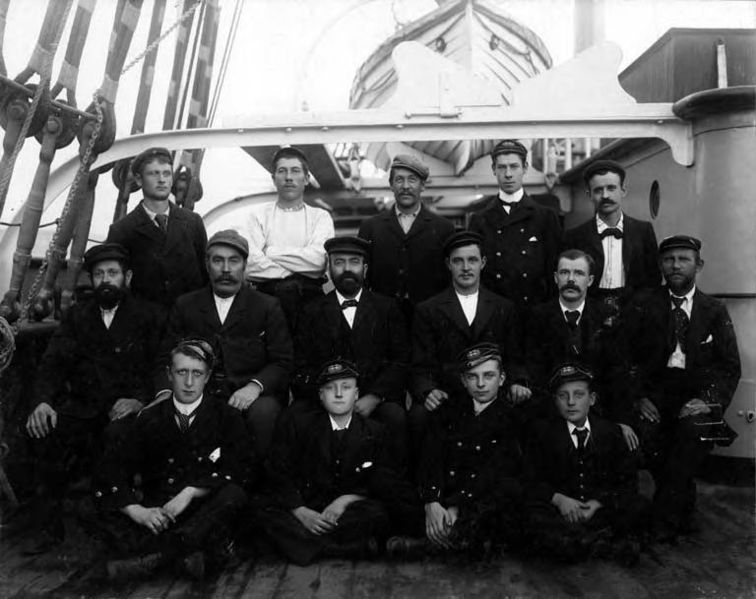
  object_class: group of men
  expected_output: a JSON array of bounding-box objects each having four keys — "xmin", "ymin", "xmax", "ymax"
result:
[{"xmin": 21, "ymin": 141, "xmax": 740, "ymax": 578}]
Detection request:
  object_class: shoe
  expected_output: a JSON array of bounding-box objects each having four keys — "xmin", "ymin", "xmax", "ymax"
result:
[
  {"xmin": 20, "ymin": 529, "xmax": 63, "ymax": 556},
  {"xmin": 178, "ymin": 551, "xmax": 206, "ymax": 581},
  {"xmin": 386, "ymin": 536, "xmax": 428, "ymax": 561},
  {"xmin": 106, "ymin": 552, "xmax": 165, "ymax": 583}
]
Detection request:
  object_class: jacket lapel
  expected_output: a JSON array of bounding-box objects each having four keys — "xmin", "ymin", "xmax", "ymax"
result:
[
  {"xmin": 439, "ymin": 288, "xmax": 472, "ymax": 339},
  {"xmin": 133, "ymin": 202, "xmax": 166, "ymax": 244},
  {"xmin": 351, "ymin": 290, "xmax": 375, "ymax": 335},
  {"xmin": 506, "ymin": 195, "xmax": 538, "ymax": 227},
  {"xmin": 222, "ymin": 285, "xmax": 251, "ymax": 331},
  {"xmin": 587, "ymin": 220, "xmax": 605, "ymax": 284},
  {"xmin": 685, "ymin": 289, "xmax": 709, "ymax": 368},
  {"xmin": 403, "ymin": 206, "xmax": 430, "ymax": 242},
  {"xmin": 621, "ymin": 215, "xmax": 635, "ymax": 277},
  {"xmin": 471, "ymin": 288, "xmax": 496, "ymax": 339}
]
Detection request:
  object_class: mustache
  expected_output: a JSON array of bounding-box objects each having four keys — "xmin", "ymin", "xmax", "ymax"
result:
[
  {"xmin": 214, "ymin": 274, "xmax": 239, "ymax": 283},
  {"xmin": 560, "ymin": 282, "xmax": 580, "ymax": 291}
]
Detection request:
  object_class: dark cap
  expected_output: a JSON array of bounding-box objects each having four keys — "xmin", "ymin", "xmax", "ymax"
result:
[
  {"xmin": 271, "ymin": 146, "xmax": 309, "ymax": 171},
  {"xmin": 390, "ymin": 154, "xmax": 429, "ymax": 181},
  {"xmin": 491, "ymin": 139, "xmax": 527, "ymax": 161},
  {"xmin": 443, "ymin": 230, "xmax": 483, "ymax": 256},
  {"xmin": 206, "ymin": 229, "xmax": 249, "ymax": 259},
  {"xmin": 324, "ymin": 235, "xmax": 370, "ymax": 258},
  {"xmin": 582, "ymin": 159, "xmax": 626, "ymax": 185},
  {"xmin": 316, "ymin": 359, "xmax": 360, "ymax": 387},
  {"xmin": 172, "ymin": 337, "xmax": 216, "ymax": 370},
  {"xmin": 659, "ymin": 235, "xmax": 702, "ymax": 254},
  {"xmin": 549, "ymin": 363, "xmax": 594, "ymax": 392},
  {"xmin": 457, "ymin": 342, "xmax": 502, "ymax": 372},
  {"xmin": 83, "ymin": 243, "xmax": 130, "ymax": 272},
  {"xmin": 131, "ymin": 147, "xmax": 172, "ymax": 176}
]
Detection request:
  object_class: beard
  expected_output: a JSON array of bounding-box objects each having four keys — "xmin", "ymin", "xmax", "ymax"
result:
[
  {"xmin": 94, "ymin": 283, "xmax": 126, "ymax": 309},
  {"xmin": 334, "ymin": 272, "xmax": 363, "ymax": 297}
]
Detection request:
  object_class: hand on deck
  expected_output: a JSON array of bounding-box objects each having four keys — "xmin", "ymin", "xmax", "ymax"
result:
[{"xmin": 26, "ymin": 402, "xmax": 57, "ymax": 438}]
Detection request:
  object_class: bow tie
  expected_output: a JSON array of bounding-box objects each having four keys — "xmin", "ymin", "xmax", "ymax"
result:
[
  {"xmin": 600, "ymin": 227, "xmax": 623, "ymax": 239},
  {"xmin": 341, "ymin": 299, "xmax": 358, "ymax": 310}
]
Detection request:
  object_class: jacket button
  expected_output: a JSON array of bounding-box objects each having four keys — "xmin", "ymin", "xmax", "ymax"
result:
[
  {"xmin": 114, "ymin": 347, "xmax": 121, "ymax": 353},
  {"xmin": 111, "ymin": 486, "xmax": 118, "ymax": 493},
  {"xmin": 496, "ymin": 274, "xmax": 501, "ymax": 279},
  {"xmin": 521, "ymin": 250, "xmax": 526, "ymax": 256},
  {"xmin": 457, "ymin": 441, "xmax": 463, "ymax": 447},
  {"xmin": 523, "ymin": 296, "xmax": 528, "ymax": 302},
  {"xmin": 449, "ymin": 470, "xmax": 455, "ymax": 476},
  {"xmin": 497, "ymin": 229, "xmax": 502, "ymax": 234},
  {"xmin": 520, "ymin": 228, "xmax": 525, "ymax": 233},
  {"xmin": 522, "ymin": 273, "xmax": 528, "ymax": 278},
  {"xmin": 495, "ymin": 252, "xmax": 501, "ymax": 257},
  {"xmin": 95, "ymin": 491, "xmax": 103, "ymax": 498},
  {"xmin": 168, "ymin": 478, "xmax": 175, "ymax": 484},
  {"xmin": 168, "ymin": 458, "xmax": 174, "ymax": 464}
]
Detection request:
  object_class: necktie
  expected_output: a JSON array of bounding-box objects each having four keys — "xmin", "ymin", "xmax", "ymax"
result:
[
  {"xmin": 600, "ymin": 227, "xmax": 623, "ymax": 239},
  {"xmin": 175, "ymin": 405, "xmax": 200, "ymax": 433},
  {"xmin": 671, "ymin": 296, "xmax": 689, "ymax": 351},
  {"xmin": 565, "ymin": 310, "xmax": 580, "ymax": 329},
  {"xmin": 573, "ymin": 427, "xmax": 588, "ymax": 451},
  {"xmin": 155, "ymin": 213, "xmax": 168, "ymax": 233},
  {"xmin": 341, "ymin": 299, "xmax": 358, "ymax": 310}
]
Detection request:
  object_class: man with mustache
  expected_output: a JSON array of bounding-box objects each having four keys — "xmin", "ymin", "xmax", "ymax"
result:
[
  {"xmin": 244, "ymin": 146, "xmax": 334, "ymax": 332},
  {"xmin": 158, "ymin": 230, "xmax": 293, "ymax": 458},
  {"xmin": 23, "ymin": 243, "xmax": 162, "ymax": 554},
  {"xmin": 624, "ymin": 235, "xmax": 740, "ymax": 541},
  {"xmin": 358, "ymin": 154, "xmax": 455, "ymax": 326},
  {"xmin": 525, "ymin": 249, "xmax": 631, "ymax": 431},
  {"xmin": 293, "ymin": 236, "xmax": 410, "ymax": 469},
  {"xmin": 563, "ymin": 160, "xmax": 661, "ymax": 313},
  {"xmin": 107, "ymin": 147, "xmax": 208, "ymax": 315}
]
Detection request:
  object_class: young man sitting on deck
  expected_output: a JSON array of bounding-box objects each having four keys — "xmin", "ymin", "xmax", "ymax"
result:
[
  {"xmin": 93, "ymin": 339, "xmax": 252, "ymax": 582},
  {"xmin": 389, "ymin": 342, "xmax": 525, "ymax": 559},
  {"xmin": 260, "ymin": 359, "xmax": 411, "ymax": 566},
  {"xmin": 523, "ymin": 363, "xmax": 650, "ymax": 565}
]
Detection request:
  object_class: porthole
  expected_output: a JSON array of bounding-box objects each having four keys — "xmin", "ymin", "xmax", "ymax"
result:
[{"xmin": 649, "ymin": 180, "xmax": 660, "ymax": 219}]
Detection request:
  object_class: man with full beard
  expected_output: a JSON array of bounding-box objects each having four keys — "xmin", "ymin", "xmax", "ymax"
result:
[
  {"xmin": 292, "ymin": 236, "xmax": 411, "ymax": 469},
  {"xmin": 157, "ymin": 230, "xmax": 293, "ymax": 459},
  {"xmin": 23, "ymin": 243, "xmax": 163, "ymax": 554}
]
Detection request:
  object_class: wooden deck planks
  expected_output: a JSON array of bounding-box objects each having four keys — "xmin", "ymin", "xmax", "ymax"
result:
[{"xmin": 0, "ymin": 481, "xmax": 753, "ymax": 599}]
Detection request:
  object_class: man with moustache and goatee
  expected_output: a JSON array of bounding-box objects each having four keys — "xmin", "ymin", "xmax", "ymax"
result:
[
  {"xmin": 23, "ymin": 243, "xmax": 163, "ymax": 555},
  {"xmin": 293, "ymin": 236, "xmax": 411, "ymax": 469},
  {"xmin": 157, "ymin": 230, "xmax": 293, "ymax": 459},
  {"xmin": 525, "ymin": 250, "xmax": 632, "ymax": 437}
]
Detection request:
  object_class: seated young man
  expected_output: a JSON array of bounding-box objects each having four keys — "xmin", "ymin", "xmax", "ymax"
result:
[
  {"xmin": 391, "ymin": 342, "xmax": 524, "ymax": 558},
  {"xmin": 93, "ymin": 339, "xmax": 252, "ymax": 582},
  {"xmin": 523, "ymin": 364, "xmax": 649, "ymax": 565},
  {"xmin": 261, "ymin": 360, "xmax": 409, "ymax": 566}
]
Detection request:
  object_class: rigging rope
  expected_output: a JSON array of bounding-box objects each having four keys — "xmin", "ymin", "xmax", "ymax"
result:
[
  {"xmin": 207, "ymin": 0, "xmax": 242, "ymax": 128},
  {"xmin": 0, "ymin": 0, "xmax": 74, "ymax": 221}
]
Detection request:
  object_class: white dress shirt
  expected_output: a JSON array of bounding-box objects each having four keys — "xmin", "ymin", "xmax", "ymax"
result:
[
  {"xmin": 667, "ymin": 285, "xmax": 696, "ymax": 369},
  {"xmin": 213, "ymin": 293, "xmax": 235, "ymax": 325},
  {"xmin": 142, "ymin": 202, "xmax": 169, "ymax": 228},
  {"xmin": 329, "ymin": 414, "xmax": 352, "ymax": 431},
  {"xmin": 596, "ymin": 213, "xmax": 625, "ymax": 289},
  {"xmin": 100, "ymin": 304, "xmax": 119, "ymax": 329},
  {"xmin": 395, "ymin": 204, "xmax": 421, "ymax": 234},
  {"xmin": 567, "ymin": 419, "xmax": 592, "ymax": 449},
  {"xmin": 455, "ymin": 290, "xmax": 479, "ymax": 326},
  {"xmin": 335, "ymin": 289, "xmax": 363, "ymax": 329},
  {"xmin": 559, "ymin": 299, "xmax": 585, "ymax": 325},
  {"xmin": 498, "ymin": 188, "xmax": 524, "ymax": 214},
  {"xmin": 173, "ymin": 394, "xmax": 203, "ymax": 428}
]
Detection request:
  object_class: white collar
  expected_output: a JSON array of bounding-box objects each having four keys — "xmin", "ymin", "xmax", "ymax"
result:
[
  {"xmin": 567, "ymin": 419, "xmax": 591, "ymax": 435},
  {"xmin": 335, "ymin": 288, "xmax": 363, "ymax": 305},
  {"xmin": 559, "ymin": 298, "xmax": 585, "ymax": 315},
  {"xmin": 99, "ymin": 303, "xmax": 120, "ymax": 316},
  {"xmin": 213, "ymin": 292, "xmax": 237, "ymax": 303},
  {"xmin": 670, "ymin": 285, "xmax": 696, "ymax": 302},
  {"xmin": 142, "ymin": 202, "xmax": 169, "ymax": 220},
  {"xmin": 455, "ymin": 289, "xmax": 479, "ymax": 301},
  {"xmin": 498, "ymin": 188, "xmax": 524, "ymax": 203},
  {"xmin": 173, "ymin": 394, "xmax": 203, "ymax": 415},
  {"xmin": 395, "ymin": 203, "xmax": 421, "ymax": 218},
  {"xmin": 595, "ymin": 211, "xmax": 624, "ymax": 231},
  {"xmin": 329, "ymin": 414, "xmax": 352, "ymax": 431}
]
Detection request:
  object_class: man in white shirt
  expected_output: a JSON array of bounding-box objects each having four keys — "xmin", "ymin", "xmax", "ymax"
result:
[
  {"xmin": 244, "ymin": 146, "xmax": 334, "ymax": 332},
  {"xmin": 159, "ymin": 230, "xmax": 293, "ymax": 458},
  {"xmin": 563, "ymin": 159, "xmax": 660, "ymax": 311}
]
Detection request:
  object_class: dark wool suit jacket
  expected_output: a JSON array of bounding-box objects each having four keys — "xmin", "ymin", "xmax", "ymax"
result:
[
  {"xmin": 411, "ymin": 286, "xmax": 526, "ymax": 400},
  {"xmin": 525, "ymin": 298, "xmax": 631, "ymax": 422},
  {"xmin": 266, "ymin": 410, "xmax": 401, "ymax": 512},
  {"xmin": 563, "ymin": 214, "xmax": 661, "ymax": 293},
  {"xmin": 107, "ymin": 201, "xmax": 208, "ymax": 309},
  {"xmin": 469, "ymin": 194, "xmax": 561, "ymax": 306},
  {"xmin": 159, "ymin": 285, "xmax": 293, "ymax": 397},
  {"xmin": 33, "ymin": 294, "xmax": 162, "ymax": 419},
  {"xmin": 358, "ymin": 205, "xmax": 455, "ymax": 306},
  {"xmin": 419, "ymin": 397, "xmax": 522, "ymax": 509},
  {"xmin": 95, "ymin": 396, "xmax": 253, "ymax": 509},
  {"xmin": 625, "ymin": 287, "xmax": 741, "ymax": 410},
  {"xmin": 524, "ymin": 415, "xmax": 638, "ymax": 512},
  {"xmin": 293, "ymin": 290, "xmax": 409, "ymax": 404}
]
